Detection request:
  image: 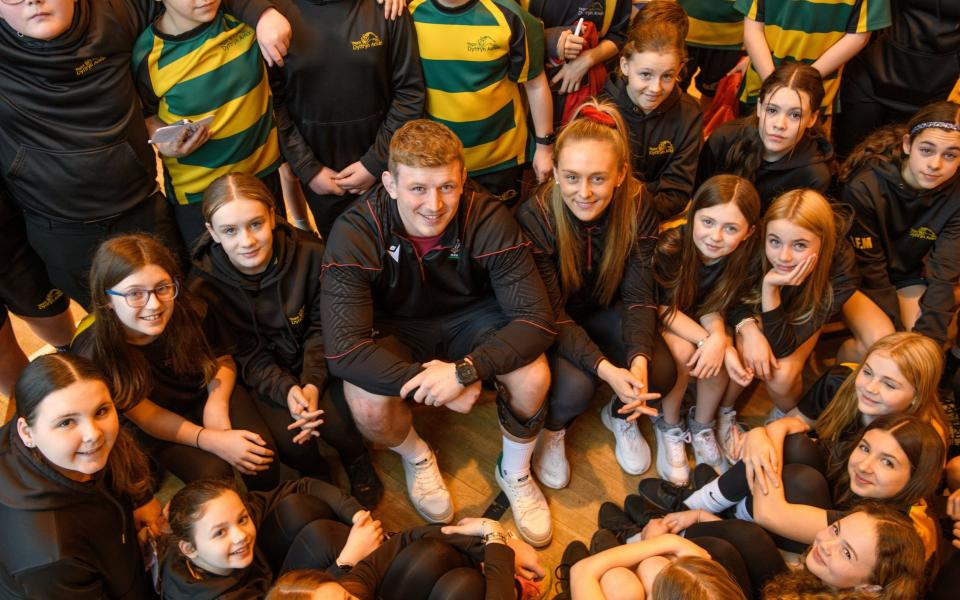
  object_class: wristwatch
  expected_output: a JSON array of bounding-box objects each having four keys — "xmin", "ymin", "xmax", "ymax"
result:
[
  {"xmin": 455, "ymin": 358, "xmax": 479, "ymax": 386},
  {"xmin": 534, "ymin": 132, "xmax": 556, "ymax": 146}
]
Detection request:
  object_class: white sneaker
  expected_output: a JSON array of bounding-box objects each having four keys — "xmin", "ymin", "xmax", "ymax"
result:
[
  {"xmin": 717, "ymin": 408, "xmax": 745, "ymax": 462},
  {"xmin": 533, "ymin": 428, "xmax": 570, "ymax": 489},
  {"xmin": 601, "ymin": 399, "xmax": 651, "ymax": 475},
  {"xmin": 402, "ymin": 449, "xmax": 453, "ymax": 524},
  {"xmin": 496, "ymin": 459, "xmax": 553, "ymax": 547},
  {"xmin": 654, "ymin": 420, "xmax": 691, "ymax": 485}
]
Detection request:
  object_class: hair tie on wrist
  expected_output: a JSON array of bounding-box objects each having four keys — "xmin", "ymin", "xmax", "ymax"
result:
[
  {"xmin": 578, "ymin": 105, "xmax": 617, "ymax": 128},
  {"xmin": 909, "ymin": 121, "xmax": 960, "ymax": 137}
]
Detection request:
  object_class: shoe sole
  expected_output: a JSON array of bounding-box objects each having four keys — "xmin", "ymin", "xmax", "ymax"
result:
[
  {"xmin": 654, "ymin": 431, "xmax": 690, "ymax": 486},
  {"xmin": 495, "ymin": 468, "xmax": 553, "ymax": 548},
  {"xmin": 600, "ymin": 405, "xmax": 649, "ymax": 475}
]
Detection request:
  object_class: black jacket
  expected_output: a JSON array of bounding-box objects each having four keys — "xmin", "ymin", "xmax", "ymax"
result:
[
  {"xmin": 0, "ymin": 0, "xmax": 270, "ymax": 221},
  {"xmin": 271, "ymin": 0, "xmax": 424, "ymax": 183},
  {"xmin": 697, "ymin": 118, "xmax": 835, "ymax": 213},
  {"xmin": 322, "ymin": 182, "xmax": 556, "ymax": 396},
  {"xmin": 191, "ymin": 222, "xmax": 327, "ymax": 407},
  {"xmin": 160, "ymin": 478, "xmax": 362, "ymax": 599},
  {"xmin": 730, "ymin": 207, "xmax": 859, "ymax": 358},
  {"xmin": 844, "ymin": 157, "xmax": 960, "ymax": 344},
  {"xmin": 339, "ymin": 525, "xmax": 516, "ymax": 600},
  {"xmin": 0, "ymin": 424, "xmax": 153, "ymax": 600},
  {"xmin": 602, "ymin": 78, "xmax": 704, "ymax": 220},
  {"xmin": 516, "ymin": 189, "xmax": 660, "ymax": 374}
]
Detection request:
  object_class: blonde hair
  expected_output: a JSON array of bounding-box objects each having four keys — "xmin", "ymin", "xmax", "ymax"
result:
[
  {"xmin": 750, "ymin": 189, "xmax": 837, "ymax": 325},
  {"xmin": 202, "ymin": 172, "xmax": 277, "ymax": 226},
  {"xmin": 387, "ymin": 119, "xmax": 464, "ymax": 175},
  {"xmin": 539, "ymin": 98, "xmax": 643, "ymax": 305},
  {"xmin": 817, "ymin": 333, "xmax": 949, "ymax": 444},
  {"xmin": 653, "ymin": 556, "xmax": 747, "ymax": 600}
]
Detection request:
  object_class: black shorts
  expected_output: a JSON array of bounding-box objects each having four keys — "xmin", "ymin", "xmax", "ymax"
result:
[
  {"xmin": 373, "ymin": 299, "xmax": 509, "ymax": 365},
  {"xmin": 0, "ymin": 205, "xmax": 69, "ymax": 322},
  {"xmin": 684, "ymin": 46, "xmax": 744, "ymax": 97}
]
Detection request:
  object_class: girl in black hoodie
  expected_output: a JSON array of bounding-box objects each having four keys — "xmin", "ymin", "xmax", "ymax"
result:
[
  {"xmin": 0, "ymin": 353, "xmax": 157, "ymax": 599},
  {"xmin": 601, "ymin": 18, "xmax": 703, "ymax": 220},
  {"xmin": 161, "ymin": 478, "xmax": 382, "ymax": 599},
  {"xmin": 839, "ymin": 101, "xmax": 960, "ymax": 365},
  {"xmin": 191, "ymin": 173, "xmax": 382, "ymax": 508},
  {"xmin": 697, "ymin": 63, "xmax": 835, "ymax": 214}
]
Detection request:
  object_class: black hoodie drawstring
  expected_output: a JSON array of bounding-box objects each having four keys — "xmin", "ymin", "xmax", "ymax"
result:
[{"xmin": 100, "ymin": 484, "xmax": 129, "ymax": 545}]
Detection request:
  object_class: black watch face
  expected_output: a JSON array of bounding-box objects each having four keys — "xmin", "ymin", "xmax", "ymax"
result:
[{"xmin": 457, "ymin": 361, "xmax": 478, "ymax": 384}]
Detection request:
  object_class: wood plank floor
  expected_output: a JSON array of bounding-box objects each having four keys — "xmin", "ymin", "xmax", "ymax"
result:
[{"xmin": 3, "ymin": 308, "xmax": 824, "ymax": 598}]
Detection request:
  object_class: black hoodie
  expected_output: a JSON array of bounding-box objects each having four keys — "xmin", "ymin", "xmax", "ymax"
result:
[
  {"xmin": 160, "ymin": 478, "xmax": 362, "ymax": 600},
  {"xmin": 190, "ymin": 222, "xmax": 327, "ymax": 407},
  {"xmin": 270, "ymin": 0, "xmax": 424, "ymax": 184},
  {"xmin": 697, "ymin": 118, "xmax": 835, "ymax": 213},
  {"xmin": 602, "ymin": 77, "xmax": 704, "ymax": 220},
  {"xmin": 516, "ymin": 188, "xmax": 660, "ymax": 374},
  {"xmin": 0, "ymin": 0, "xmax": 271, "ymax": 222},
  {"xmin": 844, "ymin": 157, "xmax": 960, "ymax": 344},
  {"xmin": 0, "ymin": 424, "xmax": 153, "ymax": 599}
]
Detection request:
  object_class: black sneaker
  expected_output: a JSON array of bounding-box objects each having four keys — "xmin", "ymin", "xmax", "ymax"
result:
[
  {"xmin": 692, "ymin": 462, "xmax": 720, "ymax": 490},
  {"xmin": 554, "ymin": 540, "xmax": 589, "ymax": 599},
  {"xmin": 637, "ymin": 477, "xmax": 693, "ymax": 513},
  {"xmin": 345, "ymin": 454, "xmax": 384, "ymax": 510},
  {"xmin": 598, "ymin": 502, "xmax": 641, "ymax": 543},
  {"xmin": 589, "ymin": 528, "xmax": 620, "ymax": 554},
  {"xmin": 624, "ymin": 494, "xmax": 665, "ymax": 528}
]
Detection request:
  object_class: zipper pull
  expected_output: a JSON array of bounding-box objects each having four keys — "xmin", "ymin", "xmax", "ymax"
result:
[{"xmin": 122, "ymin": 532, "xmax": 127, "ymax": 544}]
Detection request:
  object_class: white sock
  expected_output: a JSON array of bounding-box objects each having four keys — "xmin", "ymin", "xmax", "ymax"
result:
[
  {"xmin": 391, "ymin": 427, "xmax": 429, "ymax": 462},
  {"xmin": 734, "ymin": 498, "xmax": 754, "ymax": 521},
  {"xmin": 625, "ymin": 532, "xmax": 643, "ymax": 544},
  {"xmin": 500, "ymin": 435, "xmax": 536, "ymax": 475},
  {"xmin": 682, "ymin": 479, "xmax": 737, "ymax": 513}
]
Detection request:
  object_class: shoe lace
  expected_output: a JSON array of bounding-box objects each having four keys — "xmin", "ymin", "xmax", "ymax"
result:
[
  {"xmin": 412, "ymin": 456, "xmax": 443, "ymax": 495},
  {"xmin": 666, "ymin": 430, "xmax": 691, "ymax": 465},
  {"xmin": 547, "ymin": 428, "xmax": 566, "ymax": 451},
  {"xmin": 507, "ymin": 473, "xmax": 545, "ymax": 515},
  {"xmin": 694, "ymin": 428, "xmax": 722, "ymax": 463},
  {"xmin": 616, "ymin": 418, "xmax": 641, "ymax": 445}
]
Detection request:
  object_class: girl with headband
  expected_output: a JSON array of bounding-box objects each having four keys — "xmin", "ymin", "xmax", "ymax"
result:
[{"xmin": 517, "ymin": 98, "xmax": 676, "ymax": 487}]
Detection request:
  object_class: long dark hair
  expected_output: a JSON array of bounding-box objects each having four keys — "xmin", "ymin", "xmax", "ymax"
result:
[
  {"xmin": 722, "ymin": 63, "xmax": 826, "ymax": 181},
  {"xmin": 830, "ymin": 414, "xmax": 945, "ymax": 508},
  {"xmin": 14, "ymin": 353, "xmax": 152, "ymax": 500},
  {"xmin": 839, "ymin": 100, "xmax": 960, "ymax": 182},
  {"xmin": 88, "ymin": 234, "xmax": 218, "ymax": 410},
  {"xmin": 655, "ymin": 174, "xmax": 760, "ymax": 323}
]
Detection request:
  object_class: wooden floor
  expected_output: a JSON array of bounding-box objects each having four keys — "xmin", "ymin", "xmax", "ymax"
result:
[{"xmin": 2, "ymin": 306, "xmax": 797, "ymax": 598}]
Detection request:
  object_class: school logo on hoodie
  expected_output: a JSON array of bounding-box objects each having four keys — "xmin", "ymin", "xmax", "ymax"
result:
[
  {"xmin": 578, "ymin": 1, "xmax": 605, "ymax": 18},
  {"xmin": 909, "ymin": 227, "xmax": 937, "ymax": 241},
  {"xmin": 75, "ymin": 56, "xmax": 106, "ymax": 77},
  {"xmin": 648, "ymin": 140, "xmax": 675, "ymax": 156},
  {"xmin": 289, "ymin": 305, "xmax": 305, "ymax": 326},
  {"xmin": 352, "ymin": 32, "xmax": 384, "ymax": 51}
]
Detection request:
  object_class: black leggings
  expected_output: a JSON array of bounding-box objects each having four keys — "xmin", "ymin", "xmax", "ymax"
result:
[
  {"xmin": 257, "ymin": 491, "xmax": 350, "ymax": 574},
  {"xmin": 137, "ymin": 384, "xmax": 282, "ymax": 491},
  {"xmin": 545, "ymin": 305, "xmax": 677, "ymax": 430},
  {"xmin": 380, "ymin": 539, "xmax": 489, "ymax": 600},
  {"xmin": 685, "ymin": 520, "xmax": 789, "ymax": 600},
  {"xmin": 254, "ymin": 382, "xmax": 368, "ymax": 480}
]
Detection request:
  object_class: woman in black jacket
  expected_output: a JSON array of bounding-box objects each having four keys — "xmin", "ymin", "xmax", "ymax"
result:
[
  {"xmin": 191, "ymin": 173, "xmax": 381, "ymax": 508},
  {"xmin": 0, "ymin": 353, "xmax": 158, "ymax": 599}
]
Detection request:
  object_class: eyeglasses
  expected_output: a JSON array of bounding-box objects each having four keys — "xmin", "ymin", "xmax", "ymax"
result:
[{"xmin": 106, "ymin": 281, "xmax": 179, "ymax": 308}]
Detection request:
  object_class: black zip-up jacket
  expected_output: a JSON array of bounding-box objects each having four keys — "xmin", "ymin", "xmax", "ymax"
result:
[
  {"xmin": 516, "ymin": 188, "xmax": 659, "ymax": 375},
  {"xmin": 0, "ymin": 424, "xmax": 153, "ymax": 600},
  {"xmin": 271, "ymin": 0, "xmax": 424, "ymax": 183},
  {"xmin": 854, "ymin": 0, "xmax": 960, "ymax": 112},
  {"xmin": 160, "ymin": 478, "xmax": 362, "ymax": 599},
  {"xmin": 844, "ymin": 157, "xmax": 960, "ymax": 344},
  {"xmin": 321, "ymin": 182, "xmax": 556, "ymax": 396},
  {"xmin": 602, "ymin": 78, "xmax": 704, "ymax": 220},
  {"xmin": 191, "ymin": 222, "xmax": 327, "ymax": 407},
  {"xmin": 697, "ymin": 118, "xmax": 835, "ymax": 213},
  {"xmin": 339, "ymin": 525, "xmax": 516, "ymax": 600},
  {"xmin": 729, "ymin": 208, "xmax": 859, "ymax": 358},
  {"xmin": 0, "ymin": 0, "xmax": 270, "ymax": 222}
]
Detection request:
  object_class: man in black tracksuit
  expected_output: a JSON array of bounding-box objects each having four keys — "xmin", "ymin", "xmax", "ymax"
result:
[
  {"xmin": 0, "ymin": 0, "xmax": 283, "ymax": 306},
  {"xmin": 321, "ymin": 120, "xmax": 556, "ymax": 546},
  {"xmin": 271, "ymin": 0, "xmax": 424, "ymax": 236}
]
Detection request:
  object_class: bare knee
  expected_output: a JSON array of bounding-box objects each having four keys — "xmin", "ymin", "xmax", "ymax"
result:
[
  {"xmin": 343, "ymin": 382, "xmax": 404, "ymax": 436},
  {"xmin": 600, "ymin": 567, "xmax": 645, "ymax": 600},
  {"xmin": 499, "ymin": 354, "xmax": 550, "ymax": 414}
]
